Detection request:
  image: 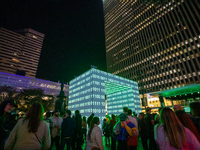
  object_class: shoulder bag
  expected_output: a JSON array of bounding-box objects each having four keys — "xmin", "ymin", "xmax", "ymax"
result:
[{"xmin": 34, "ymin": 133, "xmax": 41, "ymax": 144}]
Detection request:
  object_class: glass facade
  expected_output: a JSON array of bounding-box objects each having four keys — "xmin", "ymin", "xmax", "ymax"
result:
[
  {"xmin": 104, "ymin": 0, "xmax": 200, "ymax": 109},
  {"xmin": 69, "ymin": 68, "xmax": 141, "ymax": 123},
  {"xmin": 0, "ymin": 71, "xmax": 69, "ymax": 96}
]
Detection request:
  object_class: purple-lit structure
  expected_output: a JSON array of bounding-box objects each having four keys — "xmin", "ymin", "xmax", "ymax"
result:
[{"xmin": 0, "ymin": 72, "xmax": 69, "ymax": 96}]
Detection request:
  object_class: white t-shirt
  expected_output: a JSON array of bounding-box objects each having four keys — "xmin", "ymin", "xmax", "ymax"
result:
[{"xmin": 51, "ymin": 116, "xmax": 63, "ymax": 137}]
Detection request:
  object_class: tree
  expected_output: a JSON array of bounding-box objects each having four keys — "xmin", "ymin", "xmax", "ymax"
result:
[
  {"xmin": 0, "ymin": 86, "xmax": 56, "ymax": 112},
  {"xmin": 16, "ymin": 88, "xmax": 55, "ymax": 112},
  {"xmin": 0, "ymin": 85, "xmax": 18, "ymax": 103}
]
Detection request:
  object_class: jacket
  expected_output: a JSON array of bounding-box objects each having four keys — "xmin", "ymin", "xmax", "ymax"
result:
[
  {"xmin": 115, "ymin": 120, "xmax": 138, "ymax": 141},
  {"xmin": 155, "ymin": 124, "xmax": 200, "ymax": 150},
  {"xmin": 61, "ymin": 116, "xmax": 75, "ymax": 137},
  {"xmin": 85, "ymin": 124, "xmax": 104, "ymax": 150},
  {"xmin": 5, "ymin": 119, "xmax": 50, "ymax": 150}
]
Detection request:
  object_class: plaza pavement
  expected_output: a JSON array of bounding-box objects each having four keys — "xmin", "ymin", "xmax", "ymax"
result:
[{"xmin": 53, "ymin": 136, "xmax": 144, "ymax": 150}]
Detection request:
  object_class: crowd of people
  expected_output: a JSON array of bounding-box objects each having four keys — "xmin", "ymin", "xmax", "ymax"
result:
[{"xmin": 0, "ymin": 99, "xmax": 200, "ymax": 150}]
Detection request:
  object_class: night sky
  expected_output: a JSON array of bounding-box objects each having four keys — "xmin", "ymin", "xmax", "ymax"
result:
[{"xmin": 0, "ymin": 0, "xmax": 106, "ymax": 83}]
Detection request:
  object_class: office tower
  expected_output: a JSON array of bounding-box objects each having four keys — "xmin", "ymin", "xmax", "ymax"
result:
[
  {"xmin": 104, "ymin": 0, "xmax": 200, "ymax": 109},
  {"xmin": 0, "ymin": 28, "xmax": 45, "ymax": 77},
  {"xmin": 0, "ymin": 28, "xmax": 24, "ymax": 75}
]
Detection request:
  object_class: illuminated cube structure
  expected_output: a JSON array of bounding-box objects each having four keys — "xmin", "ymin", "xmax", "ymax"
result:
[{"xmin": 68, "ymin": 68, "xmax": 141, "ymax": 124}]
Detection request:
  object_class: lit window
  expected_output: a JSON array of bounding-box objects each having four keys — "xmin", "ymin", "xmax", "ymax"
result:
[
  {"xmin": 12, "ymin": 58, "xmax": 20, "ymax": 62},
  {"xmin": 33, "ymin": 35, "xmax": 37, "ymax": 39}
]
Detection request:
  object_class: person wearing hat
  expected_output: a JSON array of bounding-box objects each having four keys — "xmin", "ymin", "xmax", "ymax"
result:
[
  {"xmin": 114, "ymin": 113, "xmax": 138, "ymax": 150},
  {"xmin": 0, "ymin": 99, "xmax": 17, "ymax": 149},
  {"xmin": 50, "ymin": 110, "xmax": 63, "ymax": 150}
]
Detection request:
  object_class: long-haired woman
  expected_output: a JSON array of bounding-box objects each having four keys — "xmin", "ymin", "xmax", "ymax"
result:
[
  {"xmin": 175, "ymin": 110, "xmax": 200, "ymax": 142},
  {"xmin": 5, "ymin": 102, "xmax": 50, "ymax": 150},
  {"xmin": 85, "ymin": 117, "xmax": 104, "ymax": 150},
  {"xmin": 154, "ymin": 107, "xmax": 200, "ymax": 150}
]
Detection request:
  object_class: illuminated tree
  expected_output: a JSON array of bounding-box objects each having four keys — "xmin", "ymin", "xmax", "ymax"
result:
[
  {"xmin": 0, "ymin": 85, "xmax": 18, "ymax": 103},
  {"xmin": 16, "ymin": 88, "xmax": 55, "ymax": 112}
]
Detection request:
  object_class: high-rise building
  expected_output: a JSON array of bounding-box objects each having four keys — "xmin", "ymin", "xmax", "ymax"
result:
[
  {"xmin": 0, "ymin": 28, "xmax": 45, "ymax": 77},
  {"xmin": 104, "ymin": 0, "xmax": 200, "ymax": 110}
]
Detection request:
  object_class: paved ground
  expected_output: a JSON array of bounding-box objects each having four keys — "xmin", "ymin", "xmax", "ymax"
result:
[{"xmin": 53, "ymin": 136, "xmax": 144, "ymax": 150}]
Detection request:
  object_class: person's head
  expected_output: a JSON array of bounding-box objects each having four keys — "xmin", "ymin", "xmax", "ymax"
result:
[
  {"xmin": 111, "ymin": 114, "xmax": 115, "ymax": 120},
  {"xmin": 91, "ymin": 113, "xmax": 94, "ymax": 116},
  {"xmin": 139, "ymin": 112, "xmax": 145, "ymax": 119},
  {"xmin": 25, "ymin": 102, "xmax": 44, "ymax": 133},
  {"xmin": 146, "ymin": 107, "xmax": 151, "ymax": 113},
  {"xmin": 103, "ymin": 118, "xmax": 106, "ymax": 122},
  {"xmin": 175, "ymin": 110, "xmax": 200, "ymax": 142},
  {"xmin": 83, "ymin": 116, "xmax": 86, "ymax": 121},
  {"xmin": 133, "ymin": 111, "xmax": 137, "ymax": 117},
  {"xmin": 160, "ymin": 107, "xmax": 186, "ymax": 149},
  {"xmin": 128, "ymin": 109, "xmax": 132, "ymax": 116},
  {"xmin": 45, "ymin": 111, "xmax": 51, "ymax": 118},
  {"xmin": 88, "ymin": 117, "xmax": 100, "ymax": 140},
  {"xmin": 75, "ymin": 113, "xmax": 81, "ymax": 120},
  {"xmin": 189, "ymin": 102, "xmax": 200, "ymax": 117},
  {"xmin": 173, "ymin": 104, "xmax": 182, "ymax": 111},
  {"xmin": 54, "ymin": 110, "xmax": 60, "ymax": 117},
  {"xmin": 119, "ymin": 113, "xmax": 128, "ymax": 122},
  {"xmin": 158, "ymin": 107, "xmax": 162, "ymax": 114},
  {"xmin": 123, "ymin": 107, "xmax": 128, "ymax": 114},
  {"xmin": 75, "ymin": 110, "xmax": 80, "ymax": 115},
  {"xmin": 66, "ymin": 110, "xmax": 71, "ymax": 117},
  {"xmin": 0, "ymin": 99, "xmax": 17, "ymax": 115}
]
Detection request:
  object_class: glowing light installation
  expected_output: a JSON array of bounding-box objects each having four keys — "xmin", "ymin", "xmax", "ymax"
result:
[{"xmin": 69, "ymin": 68, "xmax": 141, "ymax": 123}]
